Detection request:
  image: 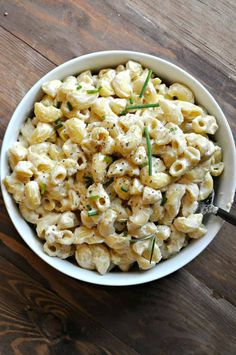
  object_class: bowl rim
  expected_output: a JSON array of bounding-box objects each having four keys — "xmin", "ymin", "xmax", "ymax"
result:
[{"xmin": 1, "ymin": 50, "xmax": 236, "ymax": 286}]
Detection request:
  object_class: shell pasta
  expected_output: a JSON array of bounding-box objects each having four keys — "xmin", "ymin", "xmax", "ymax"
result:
[{"xmin": 3, "ymin": 61, "xmax": 224, "ymax": 274}]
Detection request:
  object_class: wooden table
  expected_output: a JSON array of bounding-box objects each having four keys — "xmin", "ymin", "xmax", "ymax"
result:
[{"xmin": 0, "ymin": 1, "xmax": 235, "ymax": 354}]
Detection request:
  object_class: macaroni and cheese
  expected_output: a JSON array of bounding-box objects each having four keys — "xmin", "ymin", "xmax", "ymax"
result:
[{"xmin": 3, "ymin": 61, "xmax": 224, "ymax": 274}]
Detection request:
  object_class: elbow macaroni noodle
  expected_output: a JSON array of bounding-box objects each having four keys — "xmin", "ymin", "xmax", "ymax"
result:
[{"xmin": 3, "ymin": 61, "xmax": 224, "ymax": 274}]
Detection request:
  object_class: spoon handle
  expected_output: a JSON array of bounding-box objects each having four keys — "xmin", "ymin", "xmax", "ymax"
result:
[{"xmin": 216, "ymin": 207, "xmax": 236, "ymax": 226}]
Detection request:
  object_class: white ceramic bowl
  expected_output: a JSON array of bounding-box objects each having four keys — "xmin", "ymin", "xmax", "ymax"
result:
[{"xmin": 1, "ymin": 51, "xmax": 235, "ymax": 286}]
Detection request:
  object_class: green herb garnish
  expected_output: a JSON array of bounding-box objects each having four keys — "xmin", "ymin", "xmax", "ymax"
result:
[
  {"xmin": 56, "ymin": 101, "xmax": 62, "ymax": 109},
  {"xmin": 130, "ymin": 234, "xmax": 155, "ymax": 243},
  {"xmin": 67, "ymin": 101, "xmax": 73, "ymax": 111},
  {"xmin": 84, "ymin": 175, "xmax": 94, "ymax": 188},
  {"xmin": 169, "ymin": 127, "xmax": 177, "ymax": 133},
  {"xmin": 101, "ymin": 115, "xmax": 106, "ymax": 120},
  {"xmin": 88, "ymin": 195, "xmax": 100, "ymax": 200},
  {"xmin": 86, "ymin": 204, "xmax": 92, "ymax": 211},
  {"xmin": 76, "ymin": 84, "xmax": 82, "ymax": 90},
  {"xmin": 87, "ymin": 87, "xmax": 102, "ymax": 94},
  {"xmin": 130, "ymin": 234, "xmax": 156, "ymax": 263},
  {"xmin": 144, "ymin": 127, "xmax": 152, "ymax": 176},
  {"xmin": 129, "ymin": 97, "xmax": 134, "ymax": 104},
  {"xmin": 54, "ymin": 118, "xmax": 63, "ymax": 129},
  {"xmin": 104, "ymin": 156, "xmax": 113, "ymax": 164},
  {"xmin": 120, "ymin": 103, "xmax": 159, "ymax": 115},
  {"xmin": 121, "ymin": 186, "xmax": 128, "ymax": 193},
  {"xmin": 88, "ymin": 210, "xmax": 98, "ymax": 217},
  {"xmin": 148, "ymin": 235, "xmax": 156, "ymax": 263},
  {"xmin": 139, "ymin": 69, "xmax": 153, "ymax": 98},
  {"xmin": 40, "ymin": 183, "xmax": 46, "ymax": 195},
  {"xmin": 161, "ymin": 196, "xmax": 167, "ymax": 206}
]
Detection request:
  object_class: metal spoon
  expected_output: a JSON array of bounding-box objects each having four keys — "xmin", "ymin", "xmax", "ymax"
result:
[{"xmin": 197, "ymin": 190, "xmax": 236, "ymax": 226}]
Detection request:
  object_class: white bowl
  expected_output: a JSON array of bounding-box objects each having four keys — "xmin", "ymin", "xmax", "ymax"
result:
[{"xmin": 1, "ymin": 51, "xmax": 235, "ymax": 286}]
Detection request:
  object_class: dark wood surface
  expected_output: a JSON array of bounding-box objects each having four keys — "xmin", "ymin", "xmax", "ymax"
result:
[{"xmin": 0, "ymin": 1, "xmax": 235, "ymax": 354}]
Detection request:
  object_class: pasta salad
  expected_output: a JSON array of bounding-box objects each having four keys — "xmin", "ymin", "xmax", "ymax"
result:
[{"xmin": 3, "ymin": 61, "xmax": 224, "ymax": 274}]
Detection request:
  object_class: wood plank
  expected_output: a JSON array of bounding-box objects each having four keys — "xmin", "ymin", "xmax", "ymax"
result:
[
  {"xmin": 1, "ymin": 205, "xmax": 236, "ymax": 354},
  {"xmin": 0, "ymin": 228, "xmax": 236, "ymax": 354},
  {"xmin": 0, "ymin": 0, "xmax": 235, "ymax": 139},
  {"xmin": 1, "ymin": 0, "xmax": 235, "ymax": 78},
  {"xmin": 0, "ymin": 255, "xmax": 138, "ymax": 355},
  {"xmin": 185, "ymin": 220, "xmax": 236, "ymax": 305},
  {"xmin": 128, "ymin": 0, "xmax": 236, "ymax": 79},
  {"xmin": 0, "ymin": 26, "xmax": 54, "ymax": 139}
]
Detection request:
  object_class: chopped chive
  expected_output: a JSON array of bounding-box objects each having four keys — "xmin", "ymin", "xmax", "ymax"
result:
[
  {"xmin": 56, "ymin": 101, "xmax": 62, "ymax": 109},
  {"xmin": 76, "ymin": 84, "xmax": 82, "ymax": 90},
  {"xmin": 101, "ymin": 115, "xmax": 106, "ymax": 120},
  {"xmin": 119, "ymin": 111, "xmax": 127, "ymax": 116},
  {"xmin": 67, "ymin": 102, "xmax": 73, "ymax": 111},
  {"xmin": 88, "ymin": 210, "xmax": 98, "ymax": 217},
  {"xmin": 88, "ymin": 195, "xmax": 100, "ymax": 200},
  {"xmin": 54, "ymin": 118, "xmax": 63, "ymax": 129},
  {"xmin": 140, "ymin": 161, "xmax": 148, "ymax": 168},
  {"xmin": 104, "ymin": 177, "xmax": 114, "ymax": 187},
  {"xmin": 87, "ymin": 87, "xmax": 102, "ymax": 94},
  {"xmin": 161, "ymin": 196, "xmax": 167, "ymax": 206},
  {"xmin": 121, "ymin": 186, "xmax": 128, "ymax": 193},
  {"xmin": 104, "ymin": 156, "xmax": 113, "ymax": 164},
  {"xmin": 40, "ymin": 183, "xmax": 46, "ymax": 195},
  {"xmin": 86, "ymin": 204, "xmax": 92, "ymax": 211},
  {"xmin": 169, "ymin": 127, "xmax": 177, "ymax": 133},
  {"xmin": 129, "ymin": 97, "xmax": 134, "ymax": 104},
  {"xmin": 148, "ymin": 235, "xmax": 156, "ymax": 263},
  {"xmin": 130, "ymin": 234, "xmax": 155, "ymax": 243},
  {"xmin": 139, "ymin": 69, "xmax": 153, "ymax": 98},
  {"xmin": 123, "ymin": 231, "xmax": 128, "ymax": 237},
  {"xmin": 144, "ymin": 127, "xmax": 152, "ymax": 176},
  {"xmin": 55, "ymin": 123, "xmax": 63, "ymax": 129},
  {"xmin": 120, "ymin": 103, "xmax": 159, "ymax": 115},
  {"xmin": 128, "ymin": 103, "xmax": 159, "ymax": 109},
  {"xmin": 130, "ymin": 234, "xmax": 156, "ymax": 263}
]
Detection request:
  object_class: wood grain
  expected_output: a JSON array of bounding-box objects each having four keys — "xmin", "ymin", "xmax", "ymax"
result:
[
  {"xmin": 0, "ymin": 26, "xmax": 54, "ymax": 142},
  {"xmin": 0, "ymin": 256, "xmax": 138, "ymax": 355},
  {"xmin": 0, "ymin": 0, "xmax": 235, "ymax": 136},
  {"xmin": 128, "ymin": 0, "xmax": 236, "ymax": 79},
  {"xmin": 1, "ymin": 201, "xmax": 236, "ymax": 354},
  {"xmin": 0, "ymin": 1, "xmax": 236, "ymax": 354}
]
